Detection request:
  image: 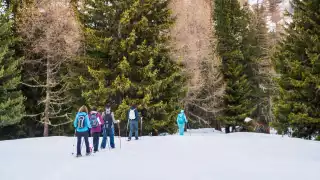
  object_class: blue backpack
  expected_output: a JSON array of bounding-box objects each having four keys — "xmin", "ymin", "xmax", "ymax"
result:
[
  {"xmin": 90, "ymin": 113, "xmax": 99, "ymax": 128},
  {"xmin": 177, "ymin": 113, "xmax": 185, "ymax": 124}
]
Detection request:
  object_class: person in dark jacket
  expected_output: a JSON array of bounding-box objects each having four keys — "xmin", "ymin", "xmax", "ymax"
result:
[
  {"xmin": 127, "ymin": 104, "xmax": 139, "ymax": 141},
  {"xmin": 73, "ymin": 105, "xmax": 91, "ymax": 157},
  {"xmin": 101, "ymin": 104, "xmax": 119, "ymax": 149}
]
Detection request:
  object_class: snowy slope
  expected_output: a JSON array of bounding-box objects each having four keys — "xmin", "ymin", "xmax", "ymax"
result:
[{"xmin": 0, "ymin": 129, "xmax": 319, "ymax": 180}]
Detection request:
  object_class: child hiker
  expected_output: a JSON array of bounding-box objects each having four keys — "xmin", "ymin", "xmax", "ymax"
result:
[
  {"xmin": 176, "ymin": 110, "xmax": 188, "ymax": 136},
  {"xmin": 73, "ymin": 105, "xmax": 92, "ymax": 157},
  {"xmin": 89, "ymin": 107, "xmax": 104, "ymax": 153}
]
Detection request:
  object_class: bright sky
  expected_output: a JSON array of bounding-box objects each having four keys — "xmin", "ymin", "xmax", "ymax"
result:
[{"xmin": 248, "ymin": 0, "xmax": 263, "ymax": 4}]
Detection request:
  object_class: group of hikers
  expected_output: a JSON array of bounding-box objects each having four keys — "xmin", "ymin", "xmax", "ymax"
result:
[{"xmin": 73, "ymin": 103, "xmax": 188, "ymax": 157}]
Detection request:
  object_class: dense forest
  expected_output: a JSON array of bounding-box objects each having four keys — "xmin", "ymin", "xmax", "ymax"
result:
[{"xmin": 0, "ymin": 0, "xmax": 319, "ymax": 140}]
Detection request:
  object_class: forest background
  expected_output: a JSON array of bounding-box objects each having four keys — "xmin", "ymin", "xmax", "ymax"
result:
[{"xmin": 0, "ymin": 0, "xmax": 319, "ymax": 140}]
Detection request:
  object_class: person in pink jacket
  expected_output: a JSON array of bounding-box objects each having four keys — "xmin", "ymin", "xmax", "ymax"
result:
[{"xmin": 89, "ymin": 107, "xmax": 104, "ymax": 153}]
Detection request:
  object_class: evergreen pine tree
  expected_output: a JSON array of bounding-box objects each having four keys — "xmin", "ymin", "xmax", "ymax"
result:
[
  {"xmin": 78, "ymin": 0, "xmax": 186, "ymax": 134},
  {"xmin": 0, "ymin": 3, "xmax": 25, "ymax": 127},
  {"xmin": 244, "ymin": 3, "xmax": 275, "ymax": 129},
  {"xmin": 273, "ymin": 0, "xmax": 320, "ymax": 139},
  {"xmin": 214, "ymin": 0, "xmax": 254, "ymax": 132}
]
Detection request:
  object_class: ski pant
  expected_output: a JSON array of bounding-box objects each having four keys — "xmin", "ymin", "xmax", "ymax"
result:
[
  {"xmin": 101, "ymin": 127, "xmax": 115, "ymax": 148},
  {"xmin": 92, "ymin": 132, "xmax": 100, "ymax": 152},
  {"xmin": 178, "ymin": 123, "xmax": 185, "ymax": 135},
  {"xmin": 76, "ymin": 131, "xmax": 90, "ymax": 155},
  {"xmin": 129, "ymin": 120, "xmax": 139, "ymax": 140}
]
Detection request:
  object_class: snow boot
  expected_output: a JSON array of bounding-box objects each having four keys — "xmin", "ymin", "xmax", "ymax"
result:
[{"xmin": 76, "ymin": 154, "xmax": 82, "ymax": 158}]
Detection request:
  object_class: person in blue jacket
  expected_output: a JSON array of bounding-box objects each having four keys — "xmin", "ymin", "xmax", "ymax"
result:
[
  {"xmin": 176, "ymin": 110, "xmax": 188, "ymax": 136},
  {"xmin": 73, "ymin": 105, "xmax": 91, "ymax": 157},
  {"xmin": 127, "ymin": 104, "xmax": 139, "ymax": 141}
]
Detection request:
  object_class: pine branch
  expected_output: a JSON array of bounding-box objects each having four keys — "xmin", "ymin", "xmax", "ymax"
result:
[
  {"xmin": 37, "ymin": 113, "xmax": 73, "ymax": 127},
  {"xmin": 23, "ymin": 113, "xmax": 43, "ymax": 117},
  {"xmin": 188, "ymin": 111, "xmax": 212, "ymax": 127},
  {"xmin": 188, "ymin": 102, "xmax": 223, "ymax": 114},
  {"xmin": 20, "ymin": 82, "xmax": 47, "ymax": 88}
]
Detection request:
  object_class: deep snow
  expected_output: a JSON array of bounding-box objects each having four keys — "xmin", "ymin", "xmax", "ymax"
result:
[{"xmin": 0, "ymin": 129, "xmax": 319, "ymax": 180}]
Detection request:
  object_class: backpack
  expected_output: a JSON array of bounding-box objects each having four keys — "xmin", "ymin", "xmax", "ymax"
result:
[
  {"xmin": 177, "ymin": 113, "xmax": 185, "ymax": 124},
  {"xmin": 129, "ymin": 109, "xmax": 136, "ymax": 120},
  {"xmin": 77, "ymin": 115, "xmax": 85, "ymax": 128},
  {"xmin": 90, "ymin": 113, "xmax": 99, "ymax": 128}
]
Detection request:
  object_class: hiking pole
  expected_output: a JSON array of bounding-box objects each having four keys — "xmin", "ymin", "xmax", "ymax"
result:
[
  {"xmin": 126, "ymin": 118, "xmax": 129, "ymax": 137},
  {"xmin": 140, "ymin": 117, "xmax": 143, "ymax": 138},
  {"xmin": 117, "ymin": 121, "xmax": 121, "ymax": 149},
  {"xmin": 187, "ymin": 123, "xmax": 191, "ymax": 136},
  {"xmin": 72, "ymin": 130, "xmax": 76, "ymax": 155}
]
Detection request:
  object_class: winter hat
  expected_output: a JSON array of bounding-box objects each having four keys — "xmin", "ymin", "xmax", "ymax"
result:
[{"xmin": 180, "ymin": 109, "xmax": 184, "ymax": 113}]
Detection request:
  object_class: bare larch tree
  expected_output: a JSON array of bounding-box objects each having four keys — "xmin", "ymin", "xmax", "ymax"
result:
[
  {"xmin": 17, "ymin": 0, "xmax": 82, "ymax": 136},
  {"xmin": 169, "ymin": 0, "xmax": 225, "ymax": 129}
]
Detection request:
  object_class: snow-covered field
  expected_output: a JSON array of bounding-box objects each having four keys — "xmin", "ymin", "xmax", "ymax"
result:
[{"xmin": 0, "ymin": 129, "xmax": 319, "ymax": 180}]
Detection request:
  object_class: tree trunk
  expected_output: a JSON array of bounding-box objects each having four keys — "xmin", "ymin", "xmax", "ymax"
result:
[
  {"xmin": 216, "ymin": 119, "xmax": 221, "ymax": 131},
  {"xmin": 43, "ymin": 58, "xmax": 50, "ymax": 137},
  {"xmin": 225, "ymin": 125, "xmax": 230, "ymax": 133},
  {"xmin": 28, "ymin": 125, "xmax": 35, "ymax": 137},
  {"xmin": 232, "ymin": 125, "xmax": 236, "ymax": 132}
]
